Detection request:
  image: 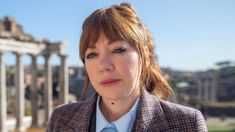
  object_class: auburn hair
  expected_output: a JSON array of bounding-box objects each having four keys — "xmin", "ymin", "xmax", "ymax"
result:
[{"xmin": 79, "ymin": 3, "xmax": 172, "ymax": 100}]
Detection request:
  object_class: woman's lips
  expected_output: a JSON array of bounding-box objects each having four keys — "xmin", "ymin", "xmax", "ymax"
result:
[{"xmin": 100, "ymin": 79, "xmax": 121, "ymax": 86}]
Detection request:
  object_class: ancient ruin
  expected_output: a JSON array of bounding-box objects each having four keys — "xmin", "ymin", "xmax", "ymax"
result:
[{"xmin": 0, "ymin": 16, "xmax": 68, "ymax": 132}]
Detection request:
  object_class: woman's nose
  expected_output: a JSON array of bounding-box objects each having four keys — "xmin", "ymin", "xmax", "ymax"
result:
[{"xmin": 99, "ymin": 55, "xmax": 114, "ymax": 72}]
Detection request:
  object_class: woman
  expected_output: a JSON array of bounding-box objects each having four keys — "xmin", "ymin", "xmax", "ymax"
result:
[{"xmin": 47, "ymin": 3, "xmax": 207, "ymax": 132}]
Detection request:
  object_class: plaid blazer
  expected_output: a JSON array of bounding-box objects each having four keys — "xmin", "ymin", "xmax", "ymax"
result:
[{"xmin": 46, "ymin": 90, "xmax": 208, "ymax": 132}]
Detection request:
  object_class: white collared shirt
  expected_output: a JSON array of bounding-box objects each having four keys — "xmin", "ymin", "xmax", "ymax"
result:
[{"xmin": 96, "ymin": 95, "xmax": 139, "ymax": 132}]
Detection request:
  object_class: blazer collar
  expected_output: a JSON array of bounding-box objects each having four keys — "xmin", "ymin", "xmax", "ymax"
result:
[
  {"xmin": 67, "ymin": 93, "xmax": 98, "ymax": 131},
  {"xmin": 132, "ymin": 89, "xmax": 169, "ymax": 131},
  {"xmin": 67, "ymin": 89, "xmax": 170, "ymax": 131}
]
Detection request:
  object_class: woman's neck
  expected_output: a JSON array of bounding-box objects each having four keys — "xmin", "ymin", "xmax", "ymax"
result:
[{"xmin": 99, "ymin": 90, "xmax": 140, "ymax": 122}]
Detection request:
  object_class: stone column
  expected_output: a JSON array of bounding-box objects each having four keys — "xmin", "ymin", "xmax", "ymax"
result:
[
  {"xmin": 44, "ymin": 54, "xmax": 52, "ymax": 124},
  {"xmin": 203, "ymin": 79, "xmax": 210, "ymax": 101},
  {"xmin": 197, "ymin": 79, "xmax": 203, "ymax": 100},
  {"xmin": 0, "ymin": 52, "xmax": 6, "ymax": 132},
  {"xmin": 31, "ymin": 55, "xmax": 38, "ymax": 126},
  {"xmin": 15, "ymin": 53, "xmax": 25, "ymax": 132},
  {"xmin": 211, "ymin": 75, "xmax": 217, "ymax": 101},
  {"xmin": 59, "ymin": 55, "xmax": 68, "ymax": 104}
]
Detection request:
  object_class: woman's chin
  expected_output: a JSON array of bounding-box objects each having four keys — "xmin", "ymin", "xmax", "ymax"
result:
[{"xmin": 101, "ymin": 94, "xmax": 123, "ymax": 102}]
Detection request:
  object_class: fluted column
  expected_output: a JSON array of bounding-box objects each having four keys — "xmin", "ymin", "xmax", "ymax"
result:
[
  {"xmin": 44, "ymin": 54, "xmax": 52, "ymax": 124},
  {"xmin": 211, "ymin": 76, "xmax": 217, "ymax": 101},
  {"xmin": 31, "ymin": 55, "xmax": 38, "ymax": 126},
  {"xmin": 203, "ymin": 79, "xmax": 210, "ymax": 101},
  {"xmin": 197, "ymin": 79, "xmax": 203, "ymax": 100},
  {"xmin": 0, "ymin": 52, "xmax": 6, "ymax": 132},
  {"xmin": 59, "ymin": 55, "xmax": 68, "ymax": 104},
  {"xmin": 15, "ymin": 53, "xmax": 25, "ymax": 132}
]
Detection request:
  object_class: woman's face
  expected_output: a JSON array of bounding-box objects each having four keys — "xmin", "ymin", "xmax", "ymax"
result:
[{"xmin": 85, "ymin": 33, "xmax": 142, "ymax": 101}]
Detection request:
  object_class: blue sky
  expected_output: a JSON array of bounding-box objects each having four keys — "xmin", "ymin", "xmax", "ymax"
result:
[{"xmin": 0, "ymin": 0, "xmax": 234, "ymax": 71}]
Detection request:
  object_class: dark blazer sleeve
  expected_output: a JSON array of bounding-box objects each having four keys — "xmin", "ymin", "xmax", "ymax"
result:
[{"xmin": 195, "ymin": 109, "xmax": 208, "ymax": 131}]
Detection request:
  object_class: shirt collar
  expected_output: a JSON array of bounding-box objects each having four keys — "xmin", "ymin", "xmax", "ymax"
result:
[
  {"xmin": 96, "ymin": 95, "xmax": 139, "ymax": 132},
  {"xmin": 96, "ymin": 95, "xmax": 110, "ymax": 132}
]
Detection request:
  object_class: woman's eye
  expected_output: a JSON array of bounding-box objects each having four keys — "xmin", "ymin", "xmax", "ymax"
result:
[
  {"xmin": 86, "ymin": 52, "xmax": 97, "ymax": 59},
  {"xmin": 113, "ymin": 47, "xmax": 126, "ymax": 53}
]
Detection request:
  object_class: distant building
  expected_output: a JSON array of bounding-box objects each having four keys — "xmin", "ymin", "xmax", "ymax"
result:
[
  {"xmin": 216, "ymin": 66, "xmax": 235, "ymax": 101},
  {"xmin": 163, "ymin": 62, "xmax": 235, "ymax": 104}
]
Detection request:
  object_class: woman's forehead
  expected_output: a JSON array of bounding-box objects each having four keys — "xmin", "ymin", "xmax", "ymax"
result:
[
  {"xmin": 87, "ymin": 32, "xmax": 119, "ymax": 48},
  {"xmin": 87, "ymin": 39, "xmax": 125, "ymax": 50}
]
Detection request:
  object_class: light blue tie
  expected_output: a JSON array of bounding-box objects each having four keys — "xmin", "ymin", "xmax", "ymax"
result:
[{"xmin": 101, "ymin": 125, "xmax": 118, "ymax": 132}]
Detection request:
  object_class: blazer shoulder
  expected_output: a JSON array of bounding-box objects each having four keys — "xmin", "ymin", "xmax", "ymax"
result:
[
  {"xmin": 159, "ymin": 100, "xmax": 207, "ymax": 131},
  {"xmin": 159, "ymin": 100, "xmax": 198, "ymax": 116},
  {"xmin": 54, "ymin": 102, "xmax": 84, "ymax": 112},
  {"xmin": 46, "ymin": 102, "xmax": 85, "ymax": 132},
  {"xmin": 52, "ymin": 102, "xmax": 84, "ymax": 121}
]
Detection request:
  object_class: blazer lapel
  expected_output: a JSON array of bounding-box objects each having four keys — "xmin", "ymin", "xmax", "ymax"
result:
[
  {"xmin": 132, "ymin": 89, "xmax": 170, "ymax": 131},
  {"xmin": 66, "ymin": 90, "xmax": 171, "ymax": 131},
  {"xmin": 67, "ymin": 93, "xmax": 98, "ymax": 131}
]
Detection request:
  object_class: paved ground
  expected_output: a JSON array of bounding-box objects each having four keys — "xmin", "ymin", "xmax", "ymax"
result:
[
  {"xmin": 26, "ymin": 127, "xmax": 45, "ymax": 132},
  {"xmin": 206, "ymin": 117, "xmax": 235, "ymax": 127}
]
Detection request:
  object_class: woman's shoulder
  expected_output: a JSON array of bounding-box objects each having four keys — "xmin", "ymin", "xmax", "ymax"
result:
[
  {"xmin": 53, "ymin": 101, "xmax": 84, "ymax": 115},
  {"xmin": 137, "ymin": 90, "xmax": 207, "ymax": 131},
  {"xmin": 158, "ymin": 99, "xmax": 207, "ymax": 130},
  {"xmin": 144, "ymin": 90, "xmax": 202, "ymax": 118},
  {"xmin": 159, "ymin": 99, "xmax": 200, "ymax": 116},
  {"xmin": 52, "ymin": 94, "xmax": 97, "ymax": 116},
  {"xmin": 46, "ymin": 94, "xmax": 98, "ymax": 132},
  {"xmin": 158, "ymin": 99, "xmax": 205, "ymax": 122},
  {"xmin": 142, "ymin": 89, "xmax": 203, "ymax": 119},
  {"xmin": 49, "ymin": 102, "xmax": 85, "ymax": 123},
  {"xmin": 46, "ymin": 102, "xmax": 86, "ymax": 131}
]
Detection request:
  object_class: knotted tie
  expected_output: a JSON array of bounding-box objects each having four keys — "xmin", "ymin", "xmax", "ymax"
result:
[{"xmin": 101, "ymin": 124, "xmax": 118, "ymax": 132}]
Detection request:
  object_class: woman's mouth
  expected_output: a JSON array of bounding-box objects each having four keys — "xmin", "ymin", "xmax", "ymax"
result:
[{"xmin": 100, "ymin": 79, "xmax": 121, "ymax": 86}]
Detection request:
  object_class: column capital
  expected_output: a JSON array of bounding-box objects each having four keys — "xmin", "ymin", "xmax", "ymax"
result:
[
  {"xmin": 43, "ymin": 53, "xmax": 51, "ymax": 59},
  {"xmin": 59, "ymin": 54, "xmax": 67, "ymax": 58},
  {"xmin": 14, "ymin": 52, "xmax": 24, "ymax": 57},
  {"xmin": 30, "ymin": 54, "xmax": 37, "ymax": 58},
  {"xmin": 0, "ymin": 50, "xmax": 4, "ymax": 55}
]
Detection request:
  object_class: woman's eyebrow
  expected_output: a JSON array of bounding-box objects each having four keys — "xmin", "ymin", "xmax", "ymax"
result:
[{"xmin": 87, "ymin": 40, "xmax": 120, "ymax": 50}]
